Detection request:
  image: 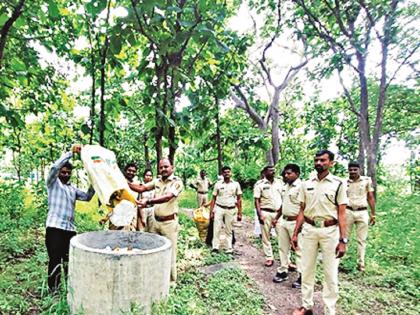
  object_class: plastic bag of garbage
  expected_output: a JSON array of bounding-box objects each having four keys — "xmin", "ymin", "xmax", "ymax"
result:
[
  {"xmin": 81, "ymin": 145, "xmax": 137, "ymax": 227},
  {"xmin": 193, "ymin": 207, "xmax": 210, "ymax": 241}
]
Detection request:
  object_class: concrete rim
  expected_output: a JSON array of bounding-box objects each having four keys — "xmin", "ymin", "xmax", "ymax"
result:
[{"xmin": 70, "ymin": 231, "xmax": 172, "ymax": 255}]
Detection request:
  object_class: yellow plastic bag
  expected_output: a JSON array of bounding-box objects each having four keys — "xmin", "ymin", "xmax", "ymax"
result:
[{"xmin": 193, "ymin": 207, "xmax": 210, "ymax": 241}]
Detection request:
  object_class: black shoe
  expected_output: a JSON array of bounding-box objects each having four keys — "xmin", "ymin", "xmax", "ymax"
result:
[
  {"xmin": 211, "ymin": 248, "xmax": 219, "ymax": 254},
  {"xmin": 292, "ymin": 274, "xmax": 301, "ymax": 289},
  {"xmin": 273, "ymin": 272, "xmax": 288, "ymax": 283}
]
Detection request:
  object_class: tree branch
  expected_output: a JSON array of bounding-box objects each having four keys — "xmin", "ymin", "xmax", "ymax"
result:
[
  {"xmin": 232, "ymin": 85, "xmax": 266, "ymax": 130},
  {"xmin": 131, "ymin": 0, "xmax": 159, "ymax": 48},
  {"xmin": 0, "ymin": 0, "xmax": 25, "ymax": 68},
  {"xmin": 336, "ymin": 70, "xmax": 360, "ymax": 117}
]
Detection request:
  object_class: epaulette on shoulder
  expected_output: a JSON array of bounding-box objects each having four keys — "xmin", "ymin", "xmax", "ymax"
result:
[{"xmin": 332, "ymin": 176, "xmax": 344, "ymax": 184}]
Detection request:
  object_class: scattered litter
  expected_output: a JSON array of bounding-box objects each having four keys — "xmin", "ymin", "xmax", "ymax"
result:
[{"xmin": 102, "ymin": 246, "xmax": 142, "ymax": 253}]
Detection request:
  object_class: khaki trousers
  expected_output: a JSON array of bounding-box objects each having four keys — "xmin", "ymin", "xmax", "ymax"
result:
[
  {"xmin": 301, "ymin": 224, "xmax": 339, "ymax": 315},
  {"xmin": 346, "ymin": 210, "xmax": 369, "ymax": 267},
  {"xmin": 212, "ymin": 205, "xmax": 236, "ymax": 251},
  {"xmin": 261, "ymin": 210, "xmax": 280, "ymax": 260},
  {"xmin": 277, "ymin": 217, "xmax": 302, "ymax": 274},
  {"xmin": 150, "ymin": 218, "xmax": 179, "ymax": 281},
  {"xmin": 197, "ymin": 193, "xmax": 208, "ymax": 207},
  {"xmin": 143, "ymin": 207, "xmax": 155, "ymax": 233}
]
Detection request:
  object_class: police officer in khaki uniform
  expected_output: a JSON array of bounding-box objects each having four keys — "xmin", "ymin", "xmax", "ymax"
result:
[
  {"xmin": 272, "ymin": 163, "xmax": 302, "ymax": 288},
  {"xmin": 346, "ymin": 162, "xmax": 376, "ymax": 272},
  {"xmin": 292, "ymin": 150, "xmax": 348, "ymax": 315},
  {"xmin": 129, "ymin": 158, "xmax": 184, "ymax": 282},
  {"xmin": 254, "ymin": 165, "xmax": 282, "ymax": 267},
  {"xmin": 210, "ymin": 166, "xmax": 242, "ymax": 253},
  {"xmin": 190, "ymin": 170, "xmax": 212, "ymax": 207}
]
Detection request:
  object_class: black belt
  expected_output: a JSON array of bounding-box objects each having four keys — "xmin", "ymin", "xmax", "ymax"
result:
[
  {"xmin": 261, "ymin": 208, "xmax": 276, "ymax": 213},
  {"xmin": 283, "ymin": 215, "xmax": 298, "ymax": 221},
  {"xmin": 198, "ymin": 191, "xmax": 208, "ymax": 194},
  {"xmin": 304, "ymin": 217, "xmax": 337, "ymax": 228},
  {"xmin": 155, "ymin": 213, "xmax": 176, "ymax": 222},
  {"xmin": 216, "ymin": 203, "xmax": 236, "ymax": 209},
  {"xmin": 347, "ymin": 206, "xmax": 367, "ymax": 211}
]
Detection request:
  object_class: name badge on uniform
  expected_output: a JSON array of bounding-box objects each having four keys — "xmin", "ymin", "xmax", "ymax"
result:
[
  {"xmin": 307, "ymin": 187, "xmax": 314, "ymax": 191},
  {"xmin": 263, "ymin": 186, "xmax": 270, "ymax": 190}
]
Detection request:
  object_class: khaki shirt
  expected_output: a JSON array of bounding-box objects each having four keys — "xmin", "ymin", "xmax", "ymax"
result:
[
  {"xmin": 281, "ymin": 178, "xmax": 302, "ymax": 216},
  {"xmin": 192, "ymin": 176, "xmax": 211, "ymax": 193},
  {"xmin": 253, "ymin": 178, "xmax": 282, "ymax": 211},
  {"xmin": 212, "ymin": 180, "xmax": 242, "ymax": 207},
  {"xmin": 298, "ymin": 173, "xmax": 348, "ymax": 220},
  {"xmin": 347, "ymin": 176, "xmax": 374, "ymax": 208},
  {"xmin": 144, "ymin": 174, "xmax": 183, "ymax": 216}
]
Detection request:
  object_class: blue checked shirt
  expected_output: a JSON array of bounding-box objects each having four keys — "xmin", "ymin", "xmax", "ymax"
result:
[{"xmin": 46, "ymin": 152, "xmax": 95, "ymax": 231}]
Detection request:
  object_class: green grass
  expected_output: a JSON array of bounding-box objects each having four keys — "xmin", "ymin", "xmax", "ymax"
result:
[
  {"xmin": 0, "ymin": 183, "xmax": 263, "ymax": 314},
  {"xmin": 338, "ymin": 191, "xmax": 420, "ymax": 314},
  {"xmin": 2, "ymin": 183, "xmax": 418, "ymax": 314},
  {"xmin": 153, "ymin": 268, "xmax": 264, "ymax": 315}
]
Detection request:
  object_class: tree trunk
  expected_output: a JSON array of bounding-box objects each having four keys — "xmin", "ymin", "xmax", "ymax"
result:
[
  {"xmin": 98, "ymin": 0, "xmax": 111, "ymax": 147},
  {"xmin": 270, "ymin": 108, "xmax": 280, "ymax": 165},
  {"xmin": 357, "ymin": 126, "xmax": 365, "ymax": 174},
  {"xmin": 215, "ymin": 96, "xmax": 223, "ymax": 174},
  {"xmin": 144, "ymin": 133, "xmax": 151, "ymax": 169},
  {"xmin": 98, "ymin": 43, "xmax": 108, "ymax": 146},
  {"xmin": 154, "ymin": 105, "xmax": 163, "ymax": 171},
  {"xmin": 168, "ymin": 107, "xmax": 177, "ymax": 166},
  {"xmin": 89, "ymin": 48, "xmax": 96, "ymax": 144},
  {"xmin": 356, "ymin": 51, "xmax": 373, "ymax": 182}
]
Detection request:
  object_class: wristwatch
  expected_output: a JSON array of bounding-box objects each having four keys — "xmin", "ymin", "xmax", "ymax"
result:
[{"xmin": 339, "ymin": 238, "xmax": 349, "ymax": 244}]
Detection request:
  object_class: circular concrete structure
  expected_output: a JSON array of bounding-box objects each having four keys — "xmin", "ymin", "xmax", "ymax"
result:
[{"xmin": 68, "ymin": 231, "xmax": 172, "ymax": 315}]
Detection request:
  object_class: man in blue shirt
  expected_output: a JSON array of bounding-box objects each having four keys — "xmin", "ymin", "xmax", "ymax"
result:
[{"xmin": 45, "ymin": 144, "xmax": 95, "ymax": 293}]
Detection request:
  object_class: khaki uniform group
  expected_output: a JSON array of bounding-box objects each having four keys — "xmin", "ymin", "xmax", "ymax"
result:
[{"xmin": 253, "ymin": 165, "xmax": 374, "ymax": 315}]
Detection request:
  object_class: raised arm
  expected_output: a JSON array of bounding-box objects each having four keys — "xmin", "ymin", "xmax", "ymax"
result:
[{"xmin": 76, "ymin": 186, "xmax": 95, "ymax": 202}]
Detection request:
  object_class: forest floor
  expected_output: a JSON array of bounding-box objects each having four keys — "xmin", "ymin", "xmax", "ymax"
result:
[
  {"xmin": 232, "ymin": 218, "xmax": 323, "ymax": 315},
  {"xmin": 1, "ymin": 186, "xmax": 418, "ymax": 314},
  {"xmin": 180, "ymin": 206, "xmax": 323, "ymax": 315}
]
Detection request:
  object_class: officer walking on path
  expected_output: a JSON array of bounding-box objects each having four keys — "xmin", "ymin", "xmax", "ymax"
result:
[
  {"xmin": 346, "ymin": 161, "xmax": 376, "ymax": 272},
  {"xmin": 272, "ymin": 163, "xmax": 302, "ymax": 288},
  {"xmin": 129, "ymin": 158, "xmax": 183, "ymax": 282},
  {"xmin": 210, "ymin": 166, "xmax": 242, "ymax": 254},
  {"xmin": 45, "ymin": 144, "xmax": 95, "ymax": 293},
  {"xmin": 253, "ymin": 165, "xmax": 282, "ymax": 267},
  {"xmin": 292, "ymin": 150, "xmax": 348, "ymax": 315},
  {"xmin": 190, "ymin": 170, "xmax": 212, "ymax": 207}
]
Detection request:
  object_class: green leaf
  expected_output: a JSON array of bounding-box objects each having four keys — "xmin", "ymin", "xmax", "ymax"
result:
[
  {"xmin": 180, "ymin": 20, "xmax": 195, "ymax": 28},
  {"xmin": 0, "ymin": 14, "xmax": 8, "ymax": 28},
  {"xmin": 167, "ymin": 6, "xmax": 182, "ymax": 13},
  {"xmin": 48, "ymin": 0, "xmax": 60, "ymax": 18},
  {"xmin": 110, "ymin": 35, "xmax": 122, "ymax": 55},
  {"xmin": 81, "ymin": 123, "xmax": 91, "ymax": 135},
  {"xmin": 11, "ymin": 59, "xmax": 26, "ymax": 71}
]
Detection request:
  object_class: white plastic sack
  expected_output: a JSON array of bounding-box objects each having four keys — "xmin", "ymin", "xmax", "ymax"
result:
[{"xmin": 81, "ymin": 145, "xmax": 137, "ymax": 226}]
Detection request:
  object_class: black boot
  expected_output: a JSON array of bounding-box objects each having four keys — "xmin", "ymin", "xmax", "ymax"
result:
[{"xmin": 292, "ymin": 274, "xmax": 301, "ymax": 289}]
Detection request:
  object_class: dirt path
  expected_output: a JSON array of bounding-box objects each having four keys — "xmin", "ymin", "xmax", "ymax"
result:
[{"xmin": 232, "ymin": 218, "xmax": 324, "ymax": 315}]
